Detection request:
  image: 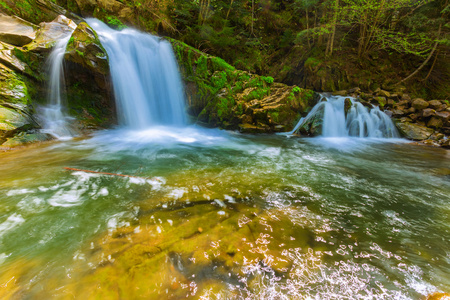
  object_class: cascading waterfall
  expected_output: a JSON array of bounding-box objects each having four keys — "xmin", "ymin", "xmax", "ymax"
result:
[
  {"xmin": 291, "ymin": 95, "xmax": 399, "ymax": 138},
  {"xmin": 87, "ymin": 19, "xmax": 187, "ymax": 129},
  {"xmin": 39, "ymin": 35, "xmax": 76, "ymax": 139}
]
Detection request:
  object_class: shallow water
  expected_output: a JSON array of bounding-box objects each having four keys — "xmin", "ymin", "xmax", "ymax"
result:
[{"xmin": 0, "ymin": 127, "xmax": 449, "ymax": 299}]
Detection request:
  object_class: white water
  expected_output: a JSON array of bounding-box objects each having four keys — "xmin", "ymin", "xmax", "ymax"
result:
[
  {"xmin": 291, "ymin": 95, "xmax": 399, "ymax": 138},
  {"xmin": 39, "ymin": 35, "xmax": 76, "ymax": 139},
  {"xmin": 87, "ymin": 19, "xmax": 187, "ymax": 129}
]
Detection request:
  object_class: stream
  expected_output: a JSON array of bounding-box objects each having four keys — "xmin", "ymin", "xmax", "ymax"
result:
[{"xmin": 1, "ymin": 127, "xmax": 449, "ymax": 299}]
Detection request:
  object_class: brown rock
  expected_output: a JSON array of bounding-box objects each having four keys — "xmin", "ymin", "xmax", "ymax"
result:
[
  {"xmin": 427, "ymin": 117, "xmax": 443, "ymax": 129},
  {"xmin": 395, "ymin": 122, "xmax": 434, "ymax": 140},
  {"xmin": 392, "ymin": 109, "xmax": 405, "ymax": 117},
  {"xmin": 0, "ymin": 14, "xmax": 37, "ymax": 46},
  {"xmin": 412, "ymin": 98, "xmax": 429, "ymax": 110},
  {"xmin": 422, "ymin": 108, "xmax": 435, "ymax": 118},
  {"xmin": 397, "ymin": 100, "xmax": 409, "ymax": 107},
  {"xmin": 435, "ymin": 111, "xmax": 450, "ymax": 121},
  {"xmin": 401, "ymin": 93, "xmax": 411, "ymax": 102},
  {"xmin": 405, "ymin": 107, "xmax": 415, "ymax": 114},
  {"xmin": 428, "ymin": 100, "xmax": 442, "ymax": 109},
  {"xmin": 408, "ymin": 113, "xmax": 420, "ymax": 121},
  {"xmin": 377, "ymin": 89, "xmax": 390, "ymax": 98}
]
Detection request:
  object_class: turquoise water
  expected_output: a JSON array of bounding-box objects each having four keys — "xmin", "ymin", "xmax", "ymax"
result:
[{"xmin": 0, "ymin": 127, "xmax": 449, "ymax": 299}]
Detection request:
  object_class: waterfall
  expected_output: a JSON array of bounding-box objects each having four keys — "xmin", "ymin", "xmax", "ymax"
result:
[
  {"xmin": 86, "ymin": 19, "xmax": 187, "ymax": 129},
  {"xmin": 291, "ymin": 95, "xmax": 399, "ymax": 138},
  {"xmin": 39, "ymin": 35, "xmax": 76, "ymax": 139}
]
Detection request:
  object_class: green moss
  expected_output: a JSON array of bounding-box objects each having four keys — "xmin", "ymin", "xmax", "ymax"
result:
[
  {"xmin": 105, "ymin": 15, "xmax": 126, "ymax": 30},
  {"xmin": 262, "ymin": 76, "xmax": 274, "ymax": 84},
  {"xmin": 292, "ymin": 86, "xmax": 301, "ymax": 93}
]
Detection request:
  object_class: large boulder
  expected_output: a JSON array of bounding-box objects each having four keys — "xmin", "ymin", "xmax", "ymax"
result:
[
  {"xmin": 64, "ymin": 22, "xmax": 108, "ymax": 75},
  {"xmin": 0, "ymin": 14, "xmax": 37, "ymax": 46},
  {"xmin": 0, "ymin": 63, "xmax": 31, "ymax": 105},
  {"xmin": 0, "ymin": 105, "xmax": 36, "ymax": 144},
  {"xmin": 170, "ymin": 39, "xmax": 317, "ymax": 133},
  {"xmin": 395, "ymin": 121, "xmax": 434, "ymax": 140},
  {"xmin": 25, "ymin": 15, "xmax": 77, "ymax": 52}
]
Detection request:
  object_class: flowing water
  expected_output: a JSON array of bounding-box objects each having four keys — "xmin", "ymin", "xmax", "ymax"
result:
[
  {"xmin": 290, "ymin": 96, "xmax": 399, "ymax": 138},
  {"xmin": 38, "ymin": 35, "xmax": 77, "ymax": 139},
  {"xmin": 0, "ymin": 129, "xmax": 449, "ymax": 299},
  {"xmin": 87, "ymin": 19, "xmax": 187, "ymax": 128}
]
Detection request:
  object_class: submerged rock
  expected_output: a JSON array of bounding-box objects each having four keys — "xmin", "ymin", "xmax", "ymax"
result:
[{"xmin": 395, "ymin": 122, "xmax": 434, "ymax": 140}]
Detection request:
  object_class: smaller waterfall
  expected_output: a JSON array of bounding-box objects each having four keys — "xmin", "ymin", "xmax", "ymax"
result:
[
  {"xmin": 87, "ymin": 19, "xmax": 187, "ymax": 129},
  {"xmin": 291, "ymin": 95, "xmax": 399, "ymax": 138},
  {"xmin": 39, "ymin": 35, "xmax": 76, "ymax": 139}
]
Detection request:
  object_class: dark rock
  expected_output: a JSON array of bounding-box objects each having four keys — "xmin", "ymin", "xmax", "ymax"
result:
[
  {"xmin": 348, "ymin": 87, "xmax": 361, "ymax": 94},
  {"xmin": 405, "ymin": 107, "xmax": 415, "ymax": 114},
  {"xmin": 408, "ymin": 113, "xmax": 420, "ymax": 121},
  {"xmin": 427, "ymin": 117, "xmax": 443, "ymax": 129},
  {"xmin": 392, "ymin": 109, "xmax": 405, "ymax": 117},
  {"xmin": 412, "ymin": 98, "xmax": 429, "ymax": 110},
  {"xmin": 440, "ymin": 139, "xmax": 450, "ymax": 148},
  {"xmin": 386, "ymin": 99, "xmax": 395, "ymax": 107},
  {"xmin": 401, "ymin": 93, "xmax": 411, "ymax": 102}
]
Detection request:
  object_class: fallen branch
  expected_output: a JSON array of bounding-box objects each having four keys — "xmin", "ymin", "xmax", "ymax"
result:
[{"xmin": 63, "ymin": 167, "xmax": 160, "ymax": 181}]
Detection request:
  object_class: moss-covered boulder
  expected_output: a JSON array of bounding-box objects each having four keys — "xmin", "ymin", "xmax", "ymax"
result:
[
  {"xmin": 62, "ymin": 22, "xmax": 115, "ymax": 129},
  {"xmin": 0, "ymin": 63, "xmax": 31, "ymax": 105},
  {"xmin": 0, "ymin": 104, "xmax": 36, "ymax": 144},
  {"xmin": 170, "ymin": 39, "xmax": 318, "ymax": 133}
]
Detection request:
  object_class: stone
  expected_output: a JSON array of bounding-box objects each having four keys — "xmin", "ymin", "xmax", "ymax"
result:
[
  {"xmin": 401, "ymin": 93, "xmax": 411, "ymax": 102},
  {"xmin": 411, "ymin": 98, "xmax": 429, "ymax": 110},
  {"xmin": 435, "ymin": 111, "xmax": 450, "ymax": 121},
  {"xmin": 405, "ymin": 107, "xmax": 415, "ymax": 114},
  {"xmin": 64, "ymin": 22, "xmax": 109, "ymax": 75},
  {"xmin": 428, "ymin": 100, "xmax": 442, "ymax": 109},
  {"xmin": 440, "ymin": 139, "xmax": 450, "ymax": 149},
  {"xmin": 0, "ymin": 14, "xmax": 37, "ymax": 46},
  {"xmin": 384, "ymin": 110, "xmax": 393, "ymax": 117},
  {"xmin": 427, "ymin": 117, "xmax": 443, "ymax": 129},
  {"xmin": 0, "ymin": 105, "xmax": 34, "ymax": 142},
  {"xmin": 332, "ymin": 90, "xmax": 348, "ymax": 96},
  {"xmin": 238, "ymin": 123, "xmax": 270, "ymax": 133},
  {"xmin": 0, "ymin": 42, "xmax": 31, "ymax": 75},
  {"xmin": 386, "ymin": 99, "xmax": 395, "ymax": 107},
  {"xmin": 25, "ymin": 15, "xmax": 77, "ymax": 52},
  {"xmin": 373, "ymin": 96, "xmax": 386, "ymax": 108},
  {"xmin": 422, "ymin": 108, "xmax": 435, "ymax": 118},
  {"xmin": 348, "ymin": 87, "xmax": 361, "ymax": 94},
  {"xmin": 395, "ymin": 122, "xmax": 434, "ymax": 140},
  {"xmin": 392, "ymin": 109, "xmax": 405, "ymax": 117},
  {"xmin": 2, "ymin": 132, "xmax": 52, "ymax": 147},
  {"xmin": 377, "ymin": 89, "xmax": 390, "ymax": 98},
  {"xmin": 0, "ymin": 63, "xmax": 30, "ymax": 105},
  {"xmin": 397, "ymin": 100, "xmax": 409, "ymax": 107}
]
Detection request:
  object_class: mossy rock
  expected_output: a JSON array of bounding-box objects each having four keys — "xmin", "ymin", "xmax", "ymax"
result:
[
  {"xmin": 0, "ymin": 63, "xmax": 31, "ymax": 105},
  {"xmin": 0, "ymin": 104, "xmax": 35, "ymax": 143},
  {"xmin": 65, "ymin": 22, "xmax": 109, "ymax": 75},
  {"xmin": 1, "ymin": 131, "xmax": 51, "ymax": 147},
  {"xmin": 0, "ymin": 14, "xmax": 37, "ymax": 46}
]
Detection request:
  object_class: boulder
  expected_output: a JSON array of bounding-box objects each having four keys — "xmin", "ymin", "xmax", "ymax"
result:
[
  {"xmin": 0, "ymin": 63, "xmax": 31, "ymax": 105},
  {"xmin": 435, "ymin": 111, "xmax": 450, "ymax": 121},
  {"xmin": 422, "ymin": 108, "xmax": 435, "ymax": 118},
  {"xmin": 0, "ymin": 105, "xmax": 35, "ymax": 143},
  {"xmin": 64, "ymin": 22, "xmax": 109, "ymax": 75},
  {"xmin": 428, "ymin": 100, "xmax": 442, "ymax": 109},
  {"xmin": 1, "ymin": 131, "xmax": 52, "ymax": 147},
  {"xmin": 0, "ymin": 14, "xmax": 37, "ymax": 46},
  {"xmin": 411, "ymin": 98, "xmax": 429, "ymax": 110},
  {"xmin": 395, "ymin": 122, "xmax": 434, "ymax": 140},
  {"xmin": 25, "ymin": 15, "xmax": 77, "ymax": 52},
  {"xmin": 0, "ymin": 42, "xmax": 32, "ymax": 75},
  {"xmin": 427, "ymin": 117, "xmax": 443, "ymax": 129}
]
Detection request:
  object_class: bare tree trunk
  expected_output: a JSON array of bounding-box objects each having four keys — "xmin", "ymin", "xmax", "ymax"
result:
[
  {"xmin": 226, "ymin": 0, "xmax": 234, "ymax": 20},
  {"xmin": 328, "ymin": 0, "xmax": 339, "ymax": 56},
  {"xmin": 395, "ymin": 24, "xmax": 441, "ymax": 86}
]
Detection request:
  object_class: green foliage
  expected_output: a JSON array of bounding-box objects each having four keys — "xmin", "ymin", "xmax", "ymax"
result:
[
  {"xmin": 262, "ymin": 76, "xmax": 274, "ymax": 84},
  {"xmin": 106, "ymin": 16, "xmax": 127, "ymax": 30},
  {"xmin": 292, "ymin": 86, "xmax": 301, "ymax": 93}
]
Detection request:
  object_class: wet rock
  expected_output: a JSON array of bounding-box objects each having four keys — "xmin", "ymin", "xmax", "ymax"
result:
[
  {"xmin": 412, "ymin": 98, "xmax": 429, "ymax": 110},
  {"xmin": 427, "ymin": 117, "xmax": 443, "ymax": 129},
  {"xmin": 0, "ymin": 63, "xmax": 31, "ymax": 105},
  {"xmin": 25, "ymin": 15, "xmax": 76, "ymax": 52},
  {"xmin": 65, "ymin": 22, "xmax": 109, "ymax": 75},
  {"xmin": 0, "ymin": 105, "xmax": 35, "ymax": 143},
  {"xmin": 0, "ymin": 14, "xmax": 37, "ymax": 46},
  {"xmin": 332, "ymin": 90, "xmax": 348, "ymax": 96},
  {"xmin": 395, "ymin": 122, "xmax": 434, "ymax": 140},
  {"xmin": 2, "ymin": 131, "xmax": 51, "ymax": 147},
  {"xmin": 0, "ymin": 42, "xmax": 32, "ymax": 76},
  {"xmin": 422, "ymin": 108, "xmax": 435, "ymax": 118},
  {"xmin": 238, "ymin": 123, "xmax": 270, "ymax": 134},
  {"xmin": 440, "ymin": 139, "xmax": 450, "ymax": 148},
  {"xmin": 373, "ymin": 96, "xmax": 386, "ymax": 108},
  {"xmin": 344, "ymin": 98, "xmax": 352, "ymax": 115}
]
